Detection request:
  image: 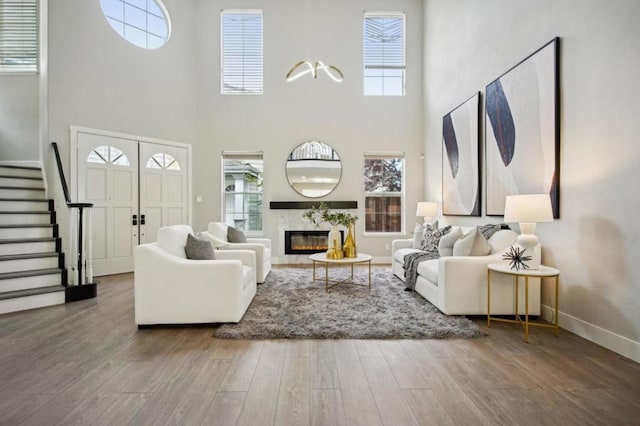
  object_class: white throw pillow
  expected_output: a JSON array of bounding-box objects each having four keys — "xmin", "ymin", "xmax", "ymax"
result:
[
  {"xmin": 453, "ymin": 228, "xmax": 492, "ymax": 256},
  {"xmin": 412, "ymin": 222, "xmax": 425, "ymax": 249},
  {"xmin": 438, "ymin": 227, "xmax": 462, "ymax": 257},
  {"xmin": 470, "ymin": 230, "xmax": 492, "ymax": 256},
  {"xmin": 453, "ymin": 229, "xmax": 476, "ymax": 256}
]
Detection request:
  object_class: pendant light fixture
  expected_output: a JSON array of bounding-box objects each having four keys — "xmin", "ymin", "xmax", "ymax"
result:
[
  {"xmin": 286, "ymin": 60, "xmax": 344, "ymax": 82},
  {"xmin": 285, "ymin": 0, "xmax": 343, "ymax": 83}
]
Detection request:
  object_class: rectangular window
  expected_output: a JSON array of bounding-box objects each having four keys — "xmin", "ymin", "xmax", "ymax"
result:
[
  {"xmin": 363, "ymin": 13, "xmax": 405, "ymax": 96},
  {"xmin": 222, "ymin": 152, "xmax": 263, "ymax": 234},
  {"xmin": 221, "ymin": 10, "xmax": 263, "ymax": 95},
  {"xmin": 364, "ymin": 153, "xmax": 404, "ymax": 233},
  {"xmin": 0, "ymin": 0, "xmax": 38, "ymax": 73}
]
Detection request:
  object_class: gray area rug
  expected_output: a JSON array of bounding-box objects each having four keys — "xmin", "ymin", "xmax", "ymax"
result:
[{"xmin": 215, "ymin": 266, "xmax": 484, "ymax": 339}]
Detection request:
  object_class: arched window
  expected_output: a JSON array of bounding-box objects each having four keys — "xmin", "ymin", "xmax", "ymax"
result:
[
  {"xmin": 146, "ymin": 152, "xmax": 181, "ymax": 170},
  {"xmin": 100, "ymin": 0, "xmax": 171, "ymax": 49},
  {"xmin": 87, "ymin": 146, "xmax": 130, "ymax": 166}
]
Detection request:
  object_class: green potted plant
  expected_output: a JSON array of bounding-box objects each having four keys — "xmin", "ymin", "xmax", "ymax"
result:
[{"xmin": 303, "ymin": 202, "xmax": 358, "ymax": 255}]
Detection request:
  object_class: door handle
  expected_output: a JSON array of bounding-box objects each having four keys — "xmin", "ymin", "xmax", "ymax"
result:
[
  {"xmin": 132, "ymin": 214, "xmax": 137, "ymax": 225},
  {"xmin": 141, "ymin": 214, "xmax": 146, "ymax": 225}
]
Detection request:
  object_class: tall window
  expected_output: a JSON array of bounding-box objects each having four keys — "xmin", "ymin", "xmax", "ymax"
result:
[
  {"xmin": 99, "ymin": 0, "xmax": 171, "ymax": 49},
  {"xmin": 363, "ymin": 13, "xmax": 405, "ymax": 96},
  {"xmin": 364, "ymin": 153, "xmax": 404, "ymax": 233},
  {"xmin": 0, "ymin": 0, "xmax": 38, "ymax": 72},
  {"xmin": 221, "ymin": 10, "xmax": 263, "ymax": 95},
  {"xmin": 222, "ymin": 152, "xmax": 263, "ymax": 233}
]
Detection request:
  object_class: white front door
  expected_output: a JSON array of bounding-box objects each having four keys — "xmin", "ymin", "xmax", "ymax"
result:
[
  {"xmin": 77, "ymin": 132, "xmax": 139, "ymax": 276},
  {"xmin": 76, "ymin": 129, "xmax": 190, "ymax": 276},
  {"xmin": 139, "ymin": 142, "xmax": 189, "ymax": 243}
]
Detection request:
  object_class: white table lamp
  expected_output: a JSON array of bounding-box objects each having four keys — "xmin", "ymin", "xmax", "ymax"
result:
[
  {"xmin": 416, "ymin": 202, "xmax": 438, "ymax": 224},
  {"xmin": 503, "ymin": 194, "xmax": 553, "ymax": 269}
]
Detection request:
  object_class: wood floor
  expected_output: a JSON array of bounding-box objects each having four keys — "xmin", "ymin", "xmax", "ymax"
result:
[{"xmin": 1, "ymin": 272, "xmax": 639, "ymax": 425}]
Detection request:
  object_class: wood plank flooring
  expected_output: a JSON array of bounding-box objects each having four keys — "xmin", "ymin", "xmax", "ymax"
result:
[{"xmin": 1, "ymin": 271, "xmax": 639, "ymax": 425}]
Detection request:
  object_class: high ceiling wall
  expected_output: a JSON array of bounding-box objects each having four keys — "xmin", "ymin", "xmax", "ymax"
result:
[{"xmin": 423, "ymin": 0, "xmax": 640, "ymax": 361}]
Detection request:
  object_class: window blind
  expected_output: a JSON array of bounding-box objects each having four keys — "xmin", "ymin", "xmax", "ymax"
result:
[
  {"xmin": 363, "ymin": 13, "xmax": 405, "ymax": 96},
  {"xmin": 221, "ymin": 10, "xmax": 263, "ymax": 95},
  {"xmin": 0, "ymin": 0, "xmax": 38, "ymax": 72}
]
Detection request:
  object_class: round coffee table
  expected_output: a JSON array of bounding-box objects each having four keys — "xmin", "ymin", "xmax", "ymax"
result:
[{"xmin": 309, "ymin": 252, "xmax": 373, "ymax": 292}]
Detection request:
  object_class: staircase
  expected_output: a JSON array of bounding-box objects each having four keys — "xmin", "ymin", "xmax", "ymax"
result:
[{"xmin": 0, "ymin": 165, "xmax": 67, "ymax": 314}]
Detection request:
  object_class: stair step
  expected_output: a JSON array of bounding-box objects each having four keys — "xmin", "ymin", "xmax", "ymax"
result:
[
  {"xmin": 0, "ymin": 199, "xmax": 51, "ymax": 211},
  {"xmin": 0, "ymin": 211, "xmax": 53, "ymax": 225},
  {"xmin": 0, "ymin": 187, "xmax": 45, "ymax": 198},
  {"xmin": 0, "ymin": 176, "xmax": 44, "ymax": 188},
  {"xmin": 0, "ymin": 267, "xmax": 65, "ymax": 290},
  {"xmin": 0, "ymin": 165, "xmax": 42, "ymax": 179},
  {"xmin": 0, "ymin": 285, "xmax": 65, "ymax": 314},
  {"xmin": 0, "ymin": 267, "xmax": 64, "ymax": 280},
  {"xmin": 0, "ymin": 252, "xmax": 60, "ymax": 274},
  {"xmin": 0, "ymin": 285, "xmax": 65, "ymax": 300},
  {"xmin": 0, "ymin": 224, "xmax": 57, "ymax": 239},
  {"xmin": 0, "ymin": 238, "xmax": 58, "ymax": 256}
]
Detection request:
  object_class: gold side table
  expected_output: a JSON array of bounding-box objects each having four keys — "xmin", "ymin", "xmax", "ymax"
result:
[{"xmin": 487, "ymin": 262, "xmax": 560, "ymax": 342}]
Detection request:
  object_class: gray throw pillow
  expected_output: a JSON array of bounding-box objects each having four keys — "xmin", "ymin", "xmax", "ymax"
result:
[
  {"xmin": 478, "ymin": 223, "xmax": 512, "ymax": 241},
  {"xmin": 185, "ymin": 233, "xmax": 215, "ymax": 260},
  {"xmin": 227, "ymin": 226, "xmax": 247, "ymax": 243},
  {"xmin": 419, "ymin": 223, "xmax": 451, "ymax": 254}
]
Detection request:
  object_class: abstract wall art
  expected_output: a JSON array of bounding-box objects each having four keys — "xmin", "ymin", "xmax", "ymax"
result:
[
  {"xmin": 485, "ymin": 37, "xmax": 560, "ymax": 218},
  {"xmin": 442, "ymin": 92, "xmax": 481, "ymax": 216}
]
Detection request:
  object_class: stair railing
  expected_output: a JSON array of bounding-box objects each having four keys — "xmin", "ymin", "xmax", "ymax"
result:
[{"xmin": 52, "ymin": 142, "xmax": 97, "ymax": 300}]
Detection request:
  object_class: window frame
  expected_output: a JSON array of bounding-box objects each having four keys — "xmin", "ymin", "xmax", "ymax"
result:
[
  {"xmin": 99, "ymin": 0, "xmax": 172, "ymax": 50},
  {"xmin": 363, "ymin": 12, "xmax": 406, "ymax": 97},
  {"xmin": 221, "ymin": 151, "xmax": 264, "ymax": 236},
  {"xmin": 363, "ymin": 152, "xmax": 405, "ymax": 236},
  {"xmin": 220, "ymin": 9, "xmax": 264, "ymax": 96},
  {"xmin": 0, "ymin": 0, "xmax": 39, "ymax": 74}
]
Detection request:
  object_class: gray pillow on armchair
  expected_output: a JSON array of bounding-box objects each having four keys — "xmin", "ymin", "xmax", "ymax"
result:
[{"xmin": 227, "ymin": 226, "xmax": 248, "ymax": 243}]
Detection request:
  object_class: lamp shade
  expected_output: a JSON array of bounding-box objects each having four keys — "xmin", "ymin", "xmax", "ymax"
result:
[
  {"xmin": 503, "ymin": 194, "xmax": 553, "ymax": 223},
  {"xmin": 416, "ymin": 202, "xmax": 438, "ymax": 218}
]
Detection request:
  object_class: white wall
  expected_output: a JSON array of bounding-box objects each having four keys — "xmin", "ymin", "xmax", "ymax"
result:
[
  {"xmin": 48, "ymin": 0, "xmax": 197, "ymax": 160},
  {"xmin": 0, "ymin": 75, "xmax": 39, "ymax": 161},
  {"xmin": 46, "ymin": 0, "xmax": 197, "ymax": 254},
  {"xmin": 423, "ymin": 0, "xmax": 640, "ymax": 361},
  {"xmin": 44, "ymin": 0, "xmax": 423, "ymax": 262},
  {"xmin": 194, "ymin": 0, "xmax": 424, "ymax": 260}
]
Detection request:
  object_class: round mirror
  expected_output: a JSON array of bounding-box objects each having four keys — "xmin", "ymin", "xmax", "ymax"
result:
[{"xmin": 286, "ymin": 141, "xmax": 342, "ymax": 198}]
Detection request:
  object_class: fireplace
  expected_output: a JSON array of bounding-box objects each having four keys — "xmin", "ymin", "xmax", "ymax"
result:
[{"xmin": 284, "ymin": 230, "xmax": 344, "ymax": 255}]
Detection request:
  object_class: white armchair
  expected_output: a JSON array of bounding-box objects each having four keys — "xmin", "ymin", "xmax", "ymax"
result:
[
  {"xmin": 202, "ymin": 222, "xmax": 272, "ymax": 284},
  {"xmin": 134, "ymin": 225, "xmax": 257, "ymax": 326}
]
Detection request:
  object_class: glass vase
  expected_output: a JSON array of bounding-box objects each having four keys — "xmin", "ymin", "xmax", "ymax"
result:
[{"xmin": 327, "ymin": 225, "xmax": 342, "ymax": 252}]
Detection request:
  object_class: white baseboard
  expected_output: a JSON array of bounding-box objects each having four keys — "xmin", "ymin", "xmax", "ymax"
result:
[
  {"xmin": 0, "ymin": 160, "xmax": 42, "ymax": 168},
  {"xmin": 541, "ymin": 304, "xmax": 640, "ymax": 363}
]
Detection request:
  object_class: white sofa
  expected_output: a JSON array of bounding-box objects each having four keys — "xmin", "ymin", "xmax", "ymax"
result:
[
  {"xmin": 202, "ymin": 222, "xmax": 272, "ymax": 283},
  {"xmin": 392, "ymin": 227, "xmax": 541, "ymax": 316},
  {"xmin": 134, "ymin": 225, "xmax": 257, "ymax": 326}
]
